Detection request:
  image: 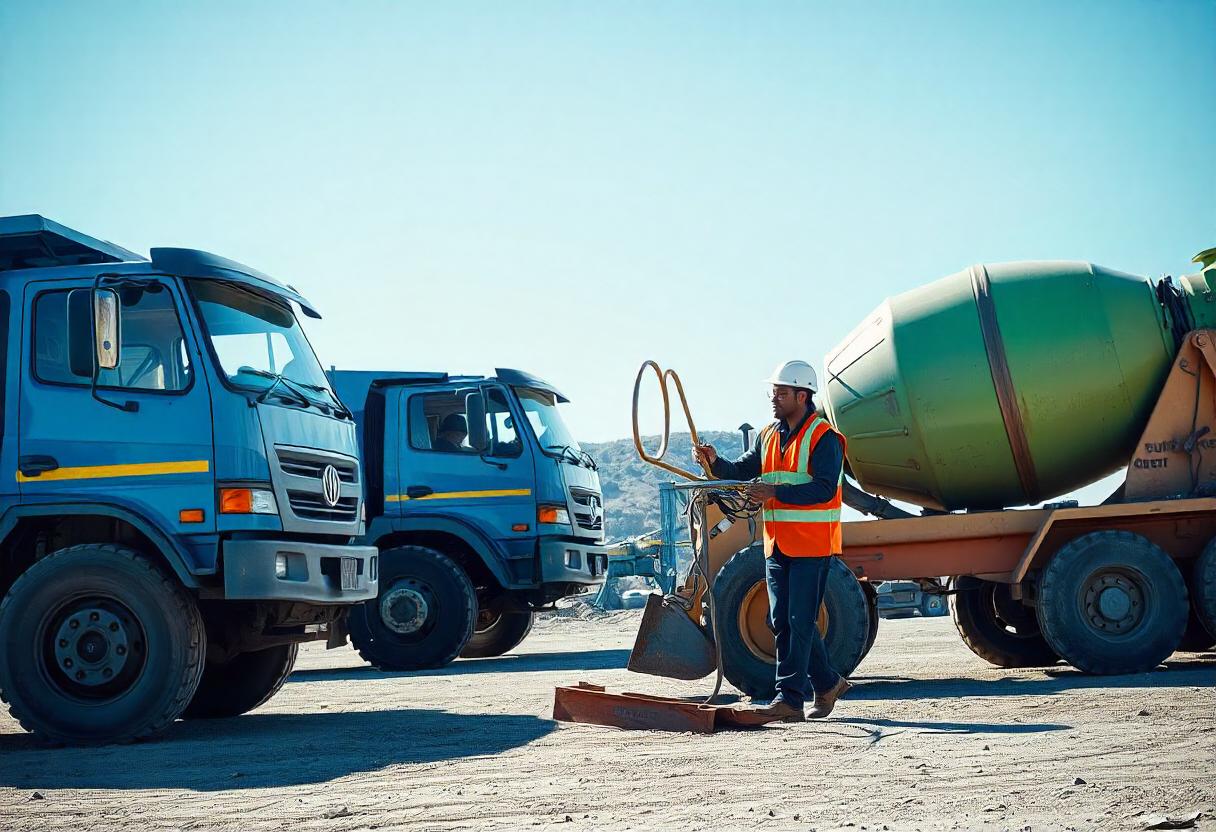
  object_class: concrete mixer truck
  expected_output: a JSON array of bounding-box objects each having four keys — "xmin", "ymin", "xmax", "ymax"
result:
[{"xmin": 623, "ymin": 248, "xmax": 1216, "ymax": 700}]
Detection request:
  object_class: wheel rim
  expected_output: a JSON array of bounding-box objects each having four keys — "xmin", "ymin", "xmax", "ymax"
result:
[
  {"xmin": 736, "ymin": 580, "xmax": 828, "ymax": 662},
  {"xmin": 40, "ymin": 596, "xmax": 147, "ymax": 701},
  {"xmin": 379, "ymin": 579, "xmax": 436, "ymax": 636},
  {"xmin": 1082, "ymin": 569, "xmax": 1145, "ymax": 636}
]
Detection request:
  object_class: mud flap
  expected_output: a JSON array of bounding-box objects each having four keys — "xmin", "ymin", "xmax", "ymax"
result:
[{"xmin": 626, "ymin": 593, "xmax": 716, "ymax": 680}]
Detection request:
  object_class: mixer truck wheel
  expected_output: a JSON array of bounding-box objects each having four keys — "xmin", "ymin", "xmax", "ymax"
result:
[
  {"xmin": 1191, "ymin": 538, "xmax": 1216, "ymax": 645},
  {"xmin": 182, "ymin": 643, "xmax": 298, "ymax": 718},
  {"xmin": 711, "ymin": 546, "xmax": 871, "ymax": 699},
  {"xmin": 1037, "ymin": 531, "xmax": 1188, "ymax": 675},
  {"xmin": 348, "ymin": 545, "xmax": 477, "ymax": 671},
  {"xmin": 950, "ymin": 577, "xmax": 1058, "ymax": 668},
  {"xmin": 460, "ymin": 595, "xmax": 534, "ymax": 658}
]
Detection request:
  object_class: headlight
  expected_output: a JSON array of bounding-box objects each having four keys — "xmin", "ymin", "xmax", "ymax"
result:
[
  {"xmin": 537, "ymin": 505, "xmax": 570, "ymax": 525},
  {"xmin": 219, "ymin": 487, "xmax": 279, "ymax": 515}
]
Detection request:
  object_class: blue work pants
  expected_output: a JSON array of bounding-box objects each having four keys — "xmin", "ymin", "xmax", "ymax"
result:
[{"xmin": 765, "ymin": 548, "xmax": 840, "ymax": 708}]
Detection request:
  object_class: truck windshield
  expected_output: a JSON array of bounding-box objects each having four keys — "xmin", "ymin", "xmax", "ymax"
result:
[
  {"xmin": 514, "ymin": 387, "xmax": 581, "ymax": 455},
  {"xmin": 189, "ymin": 280, "xmax": 335, "ymax": 399}
]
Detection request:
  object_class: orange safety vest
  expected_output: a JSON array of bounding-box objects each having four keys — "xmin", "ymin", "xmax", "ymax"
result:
[{"xmin": 759, "ymin": 414, "xmax": 846, "ymax": 558}]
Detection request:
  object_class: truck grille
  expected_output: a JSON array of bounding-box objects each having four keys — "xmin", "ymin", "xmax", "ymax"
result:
[
  {"xmin": 287, "ymin": 490, "xmax": 360, "ymax": 521},
  {"xmin": 275, "ymin": 447, "xmax": 360, "ymax": 525},
  {"xmin": 276, "ymin": 452, "xmax": 358, "ymax": 483},
  {"xmin": 570, "ymin": 488, "xmax": 604, "ymax": 533}
]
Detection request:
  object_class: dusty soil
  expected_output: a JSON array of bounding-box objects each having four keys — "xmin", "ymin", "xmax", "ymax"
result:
[{"xmin": 1, "ymin": 612, "xmax": 1213, "ymax": 831}]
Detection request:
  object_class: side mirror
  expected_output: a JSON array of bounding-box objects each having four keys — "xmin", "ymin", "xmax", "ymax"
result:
[
  {"xmin": 465, "ymin": 391, "xmax": 488, "ymax": 451},
  {"xmin": 68, "ymin": 288, "xmax": 120, "ymax": 377}
]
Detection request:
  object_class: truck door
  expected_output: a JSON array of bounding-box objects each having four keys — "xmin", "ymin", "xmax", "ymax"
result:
[
  {"xmin": 394, "ymin": 384, "xmax": 535, "ymax": 550},
  {"xmin": 18, "ymin": 277, "xmax": 217, "ymax": 537}
]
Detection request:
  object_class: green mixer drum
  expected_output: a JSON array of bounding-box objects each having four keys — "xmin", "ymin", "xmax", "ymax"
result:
[{"xmin": 823, "ymin": 261, "xmax": 1177, "ymax": 510}]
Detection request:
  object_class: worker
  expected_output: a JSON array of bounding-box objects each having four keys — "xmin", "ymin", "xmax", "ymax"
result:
[
  {"xmin": 433, "ymin": 413, "xmax": 469, "ymax": 453},
  {"xmin": 693, "ymin": 360, "xmax": 851, "ymax": 722}
]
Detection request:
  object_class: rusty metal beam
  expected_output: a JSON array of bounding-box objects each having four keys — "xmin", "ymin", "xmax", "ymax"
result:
[{"xmin": 553, "ymin": 683, "xmax": 780, "ymax": 733}]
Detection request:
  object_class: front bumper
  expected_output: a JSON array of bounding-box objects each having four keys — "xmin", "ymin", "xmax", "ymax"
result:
[
  {"xmin": 223, "ymin": 540, "xmax": 379, "ymax": 604},
  {"xmin": 539, "ymin": 538, "xmax": 610, "ymax": 586}
]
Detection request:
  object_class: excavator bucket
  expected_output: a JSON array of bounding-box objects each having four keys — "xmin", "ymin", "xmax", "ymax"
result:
[{"xmin": 626, "ymin": 593, "xmax": 716, "ymax": 680}]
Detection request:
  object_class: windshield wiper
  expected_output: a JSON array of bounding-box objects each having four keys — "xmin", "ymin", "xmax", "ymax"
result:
[
  {"xmin": 243, "ymin": 368, "xmax": 325, "ymax": 413},
  {"xmin": 290, "ymin": 379, "xmax": 353, "ymax": 420},
  {"xmin": 548, "ymin": 444, "xmax": 595, "ymax": 470}
]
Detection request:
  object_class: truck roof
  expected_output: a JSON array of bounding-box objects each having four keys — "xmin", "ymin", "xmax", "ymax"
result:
[
  {"xmin": 328, "ymin": 367, "xmax": 569, "ymax": 413},
  {"xmin": 0, "ymin": 214, "xmax": 322, "ymax": 318}
]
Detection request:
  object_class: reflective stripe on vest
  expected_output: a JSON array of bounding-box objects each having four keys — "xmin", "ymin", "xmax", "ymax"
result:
[{"xmin": 759, "ymin": 415, "xmax": 847, "ymax": 557}]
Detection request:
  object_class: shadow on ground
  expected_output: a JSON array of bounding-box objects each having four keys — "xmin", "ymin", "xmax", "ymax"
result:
[
  {"xmin": 288, "ymin": 648, "xmax": 631, "ymax": 683},
  {"xmin": 0, "ymin": 707, "xmax": 554, "ymax": 791},
  {"xmin": 850, "ymin": 656, "xmax": 1216, "ymax": 701}
]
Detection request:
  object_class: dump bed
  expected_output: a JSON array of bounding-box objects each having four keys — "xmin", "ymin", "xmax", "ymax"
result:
[{"xmin": 0, "ymin": 214, "xmax": 143, "ymax": 271}]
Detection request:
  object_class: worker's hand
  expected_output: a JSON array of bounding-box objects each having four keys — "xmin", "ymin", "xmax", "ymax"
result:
[
  {"xmin": 744, "ymin": 481, "xmax": 777, "ymax": 503},
  {"xmin": 693, "ymin": 443, "xmax": 718, "ymax": 467}
]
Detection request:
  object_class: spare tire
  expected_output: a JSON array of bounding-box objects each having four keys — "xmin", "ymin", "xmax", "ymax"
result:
[{"xmin": 711, "ymin": 546, "xmax": 870, "ymax": 699}]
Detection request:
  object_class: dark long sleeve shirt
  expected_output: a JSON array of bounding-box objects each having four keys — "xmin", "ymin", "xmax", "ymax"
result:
[{"xmin": 709, "ymin": 411, "xmax": 844, "ymax": 506}]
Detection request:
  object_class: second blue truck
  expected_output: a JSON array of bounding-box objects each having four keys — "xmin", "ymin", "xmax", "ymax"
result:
[{"xmin": 330, "ymin": 369, "xmax": 609, "ymax": 669}]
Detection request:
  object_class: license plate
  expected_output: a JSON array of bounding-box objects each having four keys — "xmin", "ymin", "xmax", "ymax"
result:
[{"xmin": 340, "ymin": 557, "xmax": 359, "ymax": 591}]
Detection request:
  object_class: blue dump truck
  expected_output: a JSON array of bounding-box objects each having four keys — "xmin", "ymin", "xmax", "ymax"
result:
[
  {"xmin": 0, "ymin": 215, "xmax": 378, "ymax": 744},
  {"xmin": 329, "ymin": 370, "xmax": 608, "ymax": 669}
]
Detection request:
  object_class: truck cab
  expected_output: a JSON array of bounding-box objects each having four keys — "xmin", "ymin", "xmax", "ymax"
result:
[
  {"xmin": 329, "ymin": 368, "xmax": 607, "ymax": 669},
  {"xmin": 0, "ymin": 215, "xmax": 378, "ymax": 744}
]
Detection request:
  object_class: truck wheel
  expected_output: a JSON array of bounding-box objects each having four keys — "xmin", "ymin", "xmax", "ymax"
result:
[
  {"xmin": 950, "ymin": 577, "xmax": 1058, "ymax": 668},
  {"xmin": 860, "ymin": 581, "xmax": 880, "ymax": 661},
  {"xmin": 712, "ymin": 546, "xmax": 870, "ymax": 699},
  {"xmin": 348, "ymin": 545, "xmax": 476, "ymax": 670},
  {"xmin": 181, "ymin": 643, "xmax": 299, "ymax": 718},
  {"xmin": 1192, "ymin": 538, "xmax": 1216, "ymax": 642},
  {"xmin": 460, "ymin": 597, "xmax": 534, "ymax": 658},
  {"xmin": 0, "ymin": 544, "xmax": 205, "ymax": 745},
  {"xmin": 1037, "ymin": 531, "xmax": 1187, "ymax": 675}
]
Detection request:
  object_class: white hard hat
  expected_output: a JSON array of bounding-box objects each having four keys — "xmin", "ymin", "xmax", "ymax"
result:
[{"xmin": 764, "ymin": 360, "xmax": 818, "ymax": 393}]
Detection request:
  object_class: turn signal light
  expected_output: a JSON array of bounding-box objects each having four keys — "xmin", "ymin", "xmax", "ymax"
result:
[
  {"xmin": 179, "ymin": 509, "xmax": 205, "ymax": 523},
  {"xmin": 512, "ymin": 523, "xmax": 530, "ymax": 532},
  {"xmin": 537, "ymin": 506, "xmax": 570, "ymax": 525},
  {"xmin": 219, "ymin": 487, "xmax": 278, "ymax": 515}
]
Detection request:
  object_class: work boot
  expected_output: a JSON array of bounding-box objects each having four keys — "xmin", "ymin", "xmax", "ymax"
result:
[
  {"xmin": 750, "ymin": 695, "xmax": 805, "ymax": 723},
  {"xmin": 808, "ymin": 677, "xmax": 852, "ymax": 719}
]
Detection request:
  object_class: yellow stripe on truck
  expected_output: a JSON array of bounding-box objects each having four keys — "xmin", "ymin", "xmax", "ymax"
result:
[
  {"xmin": 386, "ymin": 488, "xmax": 532, "ymax": 502},
  {"xmin": 16, "ymin": 459, "xmax": 210, "ymax": 483}
]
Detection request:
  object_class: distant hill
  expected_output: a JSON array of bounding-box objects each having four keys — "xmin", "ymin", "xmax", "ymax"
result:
[{"xmin": 582, "ymin": 430, "xmax": 756, "ymax": 540}]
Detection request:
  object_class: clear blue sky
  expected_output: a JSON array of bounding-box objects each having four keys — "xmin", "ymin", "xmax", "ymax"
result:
[{"xmin": 2, "ymin": 1, "xmax": 1213, "ymax": 455}]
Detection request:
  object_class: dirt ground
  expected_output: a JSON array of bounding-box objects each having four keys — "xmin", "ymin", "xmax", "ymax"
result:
[{"xmin": 0, "ymin": 610, "xmax": 1213, "ymax": 832}]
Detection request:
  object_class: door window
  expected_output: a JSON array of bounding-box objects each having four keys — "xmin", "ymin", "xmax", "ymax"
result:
[
  {"xmin": 34, "ymin": 284, "xmax": 192, "ymax": 392},
  {"xmin": 407, "ymin": 389, "xmax": 479, "ymax": 454}
]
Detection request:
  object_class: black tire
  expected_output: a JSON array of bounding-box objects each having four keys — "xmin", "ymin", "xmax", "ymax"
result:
[
  {"xmin": 181, "ymin": 643, "xmax": 299, "ymax": 718},
  {"xmin": 349, "ymin": 545, "xmax": 476, "ymax": 670},
  {"xmin": 918, "ymin": 594, "xmax": 947, "ymax": 617},
  {"xmin": 1178, "ymin": 607, "xmax": 1216, "ymax": 652},
  {"xmin": 860, "ymin": 581, "xmax": 880, "ymax": 661},
  {"xmin": 1037, "ymin": 531, "xmax": 1188, "ymax": 675},
  {"xmin": 711, "ymin": 547, "xmax": 870, "ymax": 699},
  {"xmin": 951, "ymin": 577, "xmax": 1059, "ymax": 668},
  {"xmin": 0, "ymin": 544, "xmax": 205, "ymax": 745},
  {"xmin": 461, "ymin": 597, "xmax": 534, "ymax": 658},
  {"xmin": 1192, "ymin": 538, "xmax": 1216, "ymax": 641}
]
